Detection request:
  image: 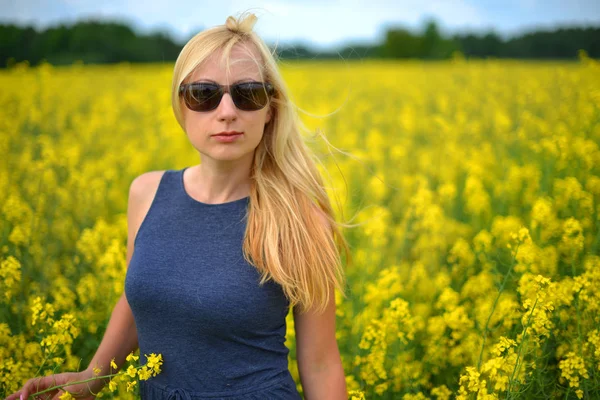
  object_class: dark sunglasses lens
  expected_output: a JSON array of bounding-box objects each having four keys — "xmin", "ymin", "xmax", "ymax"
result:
[
  {"xmin": 183, "ymin": 84, "xmax": 221, "ymax": 111},
  {"xmin": 232, "ymin": 83, "xmax": 270, "ymax": 111}
]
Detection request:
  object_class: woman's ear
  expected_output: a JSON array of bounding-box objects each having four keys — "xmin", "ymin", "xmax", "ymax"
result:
[{"xmin": 265, "ymin": 106, "xmax": 273, "ymax": 124}]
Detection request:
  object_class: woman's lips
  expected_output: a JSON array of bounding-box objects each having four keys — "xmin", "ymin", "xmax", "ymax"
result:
[
  {"xmin": 213, "ymin": 131, "xmax": 243, "ymax": 136},
  {"xmin": 212, "ymin": 132, "xmax": 243, "ymax": 142}
]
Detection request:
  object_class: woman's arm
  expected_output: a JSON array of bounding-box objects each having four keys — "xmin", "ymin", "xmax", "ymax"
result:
[
  {"xmin": 293, "ymin": 206, "xmax": 347, "ymax": 399},
  {"xmin": 86, "ymin": 171, "xmax": 156, "ymax": 383},
  {"xmin": 83, "ymin": 293, "xmax": 139, "ymax": 388},
  {"xmin": 84, "ymin": 172, "xmax": 163, "ymax": 386},
  {"xmin": 293, "ymin": 288, "xmax": 347, "ymax": 400}
]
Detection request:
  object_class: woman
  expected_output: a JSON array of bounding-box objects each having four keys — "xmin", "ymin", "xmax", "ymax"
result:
[{"xmin": 8, "ymin": 12, "xmax": 349, "ymax": 400}]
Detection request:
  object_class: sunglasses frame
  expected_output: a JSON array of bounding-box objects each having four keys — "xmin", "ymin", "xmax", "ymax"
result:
[{"xmin": 179, "ymin": 81, "xmax": 275, "ymax": 112}]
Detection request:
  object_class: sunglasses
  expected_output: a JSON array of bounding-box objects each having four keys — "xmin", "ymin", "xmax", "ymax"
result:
[{"xmin": 179, "ymin": 81, "xmax": 275, "ymax": 112}]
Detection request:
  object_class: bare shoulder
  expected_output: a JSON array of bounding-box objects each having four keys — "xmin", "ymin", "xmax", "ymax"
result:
[
  {"xmin": 129, "ymin": 170, "xmax": 167, "ymax": 204},
  {"xmin": 126, "ymin": 170, "xmax": 167, "ymax": 264}
]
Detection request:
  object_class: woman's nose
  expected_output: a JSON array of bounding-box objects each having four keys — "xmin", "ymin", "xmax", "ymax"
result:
[{"xmin": 216, "ymin": 92, "xmax": 237, "ymax": 121}]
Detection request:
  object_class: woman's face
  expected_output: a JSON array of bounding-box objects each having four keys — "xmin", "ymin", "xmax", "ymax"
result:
[{"xmin": 182, "ymin": 42, "xmax": 273, "ymax": 165}]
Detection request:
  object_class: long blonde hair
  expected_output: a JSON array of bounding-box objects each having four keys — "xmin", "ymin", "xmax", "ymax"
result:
[{"xmin": 171, "ymin": 12, "xmax": 350, "ymax": 314}]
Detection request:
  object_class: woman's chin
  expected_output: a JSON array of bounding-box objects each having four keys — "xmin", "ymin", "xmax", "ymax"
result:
[{"xmin": 199, "ymin": 150, "xmax": 254, "ymax": 164}]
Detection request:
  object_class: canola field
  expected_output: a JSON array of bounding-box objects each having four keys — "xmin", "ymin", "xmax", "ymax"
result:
[{"xmin": 1, "ymin": 56, "xmax": 599, "ymax": 399}]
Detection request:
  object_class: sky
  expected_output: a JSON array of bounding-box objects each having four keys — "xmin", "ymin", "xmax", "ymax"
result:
[{"xmin": 1, "ymin": 0, "xmax": 599, "ymax": 50}]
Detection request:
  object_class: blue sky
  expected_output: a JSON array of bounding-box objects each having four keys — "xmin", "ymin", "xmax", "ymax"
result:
[{"xmin": 1, "ymin": 0, "xmax": 599, "ymax": 49}]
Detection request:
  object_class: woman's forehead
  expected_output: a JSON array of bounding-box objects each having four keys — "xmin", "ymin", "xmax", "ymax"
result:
[{"xmin": 189, "ymin": 44, "xmax": 264, "ymax": 82}]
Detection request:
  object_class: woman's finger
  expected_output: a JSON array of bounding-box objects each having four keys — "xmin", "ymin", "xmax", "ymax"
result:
[
  {"xmin": 3, "ymin": 389, "xmax": 23, "ymax": 400},
  {"xmin": 22, "ymin": 376, "xmax": 55, "ymax": 400}
]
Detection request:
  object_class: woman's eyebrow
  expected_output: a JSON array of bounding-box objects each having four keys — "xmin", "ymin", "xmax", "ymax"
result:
[{"xmin": 195, "ymin": 78, "xmax": 257, "ymax": 84}]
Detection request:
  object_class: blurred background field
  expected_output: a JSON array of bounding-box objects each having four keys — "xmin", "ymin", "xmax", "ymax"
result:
[
  {"xmin": 1, "ymin": 56, "xmax": 599, "ymax": 399},
  {"xmin": 2, "ymin": 2, "xmax": 600, "ymax": 399}
]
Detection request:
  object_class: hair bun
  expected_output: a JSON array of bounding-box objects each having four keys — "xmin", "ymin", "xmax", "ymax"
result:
[{"xmin": 225, "ymin": 13, "xmax": 257, "ymax": 35}]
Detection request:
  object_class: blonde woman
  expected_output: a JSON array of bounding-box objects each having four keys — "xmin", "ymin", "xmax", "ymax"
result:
[{"xmin": 8, "ymin": 12, "xmax": 349, "ymax": 400}]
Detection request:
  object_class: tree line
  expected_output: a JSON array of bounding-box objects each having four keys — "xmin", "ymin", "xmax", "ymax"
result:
[{"xmin": 1, "ymin": 19, "xmax": 598, "ymax": 67}]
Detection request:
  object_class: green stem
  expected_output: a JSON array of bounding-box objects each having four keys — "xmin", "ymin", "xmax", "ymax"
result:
[
  {"xmin": 33, "ymin": 342, "xmax": 61, "ymax": 378},
  {"xmin": 506, "ymin": 297, "xmax": 538, "ymax": 399},
  {"xmin": 477, "ymin": 243, "xmax": 520, "ymax": 371}
]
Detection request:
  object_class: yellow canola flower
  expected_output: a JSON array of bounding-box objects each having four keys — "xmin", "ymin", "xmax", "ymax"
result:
[
  {"xmin": 126, "ymin": 351, "xmax": 139, "ymax": 362},
  {"xmin": 559, "ymin": 351, "xmax": 589, "ymax": 389},
  {"xmin": 137, "ymin": 365, "xmax": 153, "ymax": 380},
  {"xmin": 126, "ymin": 380, "xmax": 137, "ymax": 392},
  {"xmin": 59, "ymin": 391, "xmax": 74, "ymax": 400},
  {"xmin": 348, "ymin": 390, "xmax": 366, "ymax": 400},
  {"xmin": 0, "ymin": 256, "xmax": 21, "ymax": 302},
  {"xmin": 126, "ymin": 364, "xmax": 137, "ymax": 378},
  {"xmin": 145, "ymin": 352, "xmax": 164, "ymax": 375},
  {"xmin": 430, "ymin": 384, "xmax": 452, "ymax": 400}
]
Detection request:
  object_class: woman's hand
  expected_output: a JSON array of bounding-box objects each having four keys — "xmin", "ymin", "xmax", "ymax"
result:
[{"xmin": 4, "ymin": 370, "xmax": 105, "ymax": 400}]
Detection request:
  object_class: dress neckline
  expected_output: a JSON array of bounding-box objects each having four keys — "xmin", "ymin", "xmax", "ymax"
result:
[{"xmin": 179, "ymin": 167, "xmax": 250, "ymax": 207}]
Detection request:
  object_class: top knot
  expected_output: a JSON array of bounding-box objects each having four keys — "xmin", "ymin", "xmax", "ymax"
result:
[{"xmin": 225, "ymin": 13, "xmax": 257, "ymax": 35}]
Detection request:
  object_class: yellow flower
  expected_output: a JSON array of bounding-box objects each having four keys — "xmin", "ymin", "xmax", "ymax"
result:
[
  {"xmin": 348, "ymin": 390, "xmax": 366, "ymax": 400},
  {"xmin": 430, "ymin": 385, "xmax": 452, "ymax": 400},
  {"xmin": 137, "ymin": 365, "xmax": 152, "ymax": 381},
  {"xmin": 126, "ymin": 364, "xmax": 137, "ymax": 378},
  {"xmin": 0, "ymin": 255, "xmax": 22, "ymax": 302},
  {"xmin": 92, "ymin": 366, "xmax": 101, "ymax": 376},
  {"xmin": 109, "ymin": 380, "xmax": 118, "ymax": 392},
  {"xmin": 458, "ymin": 366, "xmax": 483, "ymax": 393},
  {"xmin": 59, "ymin": 391, "xmax": 74, "ymax": 400},
  {"xmin": 144, "ymin": 353, "xmax": 164, "ymax": 375},
  {"xmin": 110, "ymin": 358, "xmax": 118, "ymax": 370},
  {"xmin": 126, "ymin": 351, "xmax": 139, "ymax": 362},
  {"xmin": 559, "ymin": 351, "xmax": 589, "ymax": 389},
  {"xmin": 126, "ymin": 380, "xmax": 138, "ymax": 392}
]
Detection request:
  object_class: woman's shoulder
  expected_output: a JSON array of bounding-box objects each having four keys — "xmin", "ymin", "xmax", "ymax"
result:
[
  {"xmin": 130, "ymin": 170, "xmax": 168, "ymax": 195},
  {"xmin": 127, "ymin": 170, "xmax": 169, "ymax": 234},
  {"xmin": 126, "ymin": 170, "xmax": 169, "ymax": 265},
  {"xmin": 129, "ymin": 170, "xmax": 168, "ymax": 204}
]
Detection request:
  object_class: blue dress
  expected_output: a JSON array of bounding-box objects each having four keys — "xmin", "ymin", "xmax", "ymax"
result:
[{"xmin": 125, "ymin": 167, "xmax": 302, "ymax": 399}]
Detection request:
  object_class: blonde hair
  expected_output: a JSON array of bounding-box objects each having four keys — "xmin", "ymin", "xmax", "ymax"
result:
[{"xmin": 171, "ymin": 12, "xmax": 350, "ymax": 314}]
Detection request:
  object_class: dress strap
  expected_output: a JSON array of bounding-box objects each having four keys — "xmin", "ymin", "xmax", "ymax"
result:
[{"xmin": 132, "ymin": 169, "xmax": 176, "ymax": 248}]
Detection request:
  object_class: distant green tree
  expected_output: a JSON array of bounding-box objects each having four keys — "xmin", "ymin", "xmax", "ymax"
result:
[
  {"xmin": 378, "ymin": 27, "xmax": 422, "ymax": 58},
  {"xmin": 421, "ymin": 19, "xmax": 441, "ymax": 58},
  {"xmin": 0, "ymin": 19, "xmax": 598, "ymax": 67}
]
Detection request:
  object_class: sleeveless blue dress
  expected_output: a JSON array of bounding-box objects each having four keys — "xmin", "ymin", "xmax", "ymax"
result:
[{"xmin": 124, "ymin": 167, "xmax": 302, "ymax": 399}]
